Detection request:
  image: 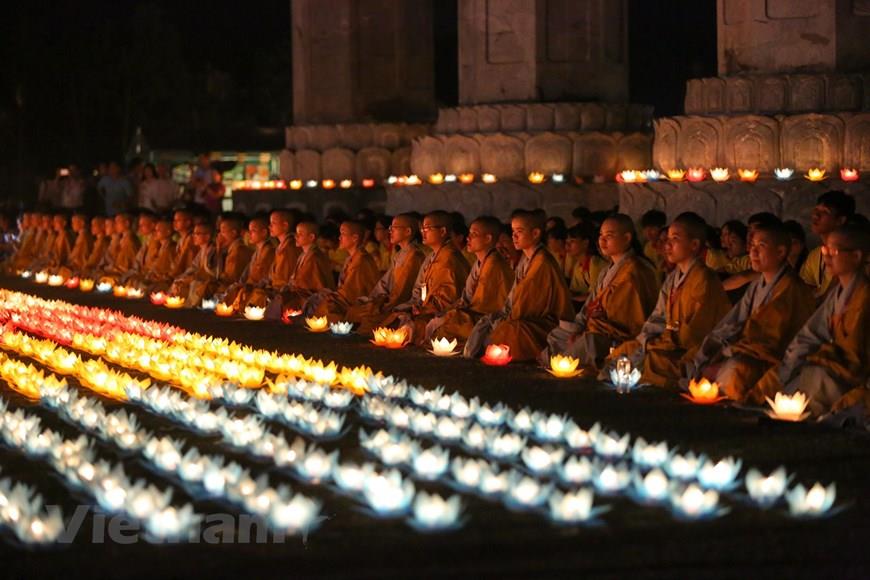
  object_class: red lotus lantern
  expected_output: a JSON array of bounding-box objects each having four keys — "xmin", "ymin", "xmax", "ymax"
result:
[
  {"xmin": 281, "ymin": 308, "xmax": 303, "ymax": 324},
  {"xmin": 362, "ymin": 178, "xmax": 375, "ymax": 188},
  {"xmin": 481, "ymin": 344, "xmax": 512, "ymax": 366},
  {"xmin": 150, "ymin": 291, "xmax": 167, "ymax": 306},
  {"xmin": 686, "ymin": 167, "xmax": 706, "ymax": 182},
  {"xmin": 64, "ymin": 277, "xmax": 80, "ymax": 289},
  {"xmin": 840, "ymin": 168, "xmax": 859, "ymax": 182}
]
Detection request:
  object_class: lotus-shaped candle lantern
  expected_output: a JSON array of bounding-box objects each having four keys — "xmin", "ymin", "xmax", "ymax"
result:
[
  {"xmin": 557, "ymin": 456, "xmax": 594, "ymax": 485},
  {"xmin": 521, "ymin": 445, "xmax": 565, "ymax": 476},
  {"xmin": 840, "ymin": 168, "xmax": 859, "ymax": 182},
  {"xmin": 805, "ymin": 168, "xmax": 826, "ymax": 182},
  {"xmin": 665, "ymin": 452, "xmax": 706, "ymax": 480},
  {"xmin": 145, "ymin": 505, "xmax": 199, "ymax": 540},
  {"xmin": 289, "ymin": 179, "xmax": 303, "ymax": 190},
  {"xmin": 34, "ymin": 271, "xmax": 49, "ymax": 284},
  {"xmin": 428, "ymin": 173, "xmax": 445, "ymax": 185},
  {"xmin": 149, "ymin": 291, "xmax": 166, "ymax": 305},
  {"xmin": 666, "ymin": 169, "xmax": 686, "ymax": 182},
  {"xmin": 47, "ymin": 274, "xmax": 65, "ymax": 287},
  {"xmin": 411, "ymin": 445, "xmax": 450, "ymax": 480},
  {"xmin": 527, "ymin": 171, "xmax": 545, "ymax": 184},
  {"xmin": 371, "ymin": 326, "xmax": 407, "ymax": 348},
  {"xmin": 429, "ymin": 337, "xmax": 459, "ymax": 357},
  {"xmin": 670, "ymin": 483, "xmax": 722, "ymax": 519},
  {"xmin": 294, "ymin": 446, "xmax": 337, "ymax": 483},
  {"xmin": 485, "ymin": 431, "xmax": 525, "ymax": 460},
  {"xmin": 458, "ymin": 173, "xmax": 474, "ymax": 184},
  {"xmin": 786, "ymin": 482, "xmax": 836, "ymax": 517},
  {"xmin": 410, "ymin": 492, "xmax": 462, "ymax": 530},
  {"xmin": 509, "ymin": 407, "xmax": 536, "ymax": 433},
  {"xmin": 76, "ymin": 278, "xmax": 94, "ymax": 292},
  {"xmin": 20, "ymin": 270, "xmax": 32, "ymax": 279},
  {"xmin": 551, "ymin": 173, "xmax": 565, "ymax": 183},
  {"xmin": 609, "ymin": 356, "xmax": 641, "ymax": 393},
  {"xmin": 533, "ymin": 413, "xmax": 567, "ymax": 442},
  {"xmin": 329, "ymin": 321, "xmax": 353, "ymax": 336},
  {"xmin": 362, "ymin": 469, "xmax": 415, "ymax": 516},
  {"xmin": 632, "ymin": 437, "xmax": 670, "ymax": 468},
  {"xmin": 476, "ymin": 402, "xmax": 509, "ymax": 426},
  {"xmin": 564, "ymin": 421, "xmax": 600, "ymax": 450},
  {"xmin": 451, "ymin": 457, "xmax": 486, "ymax": 489},
  {"xmin": 243, "ymin": 305, "xmax": 265, "ymax": 321},
  {"xmin": 697, "ymin": 457, "xmax": 742, "ymax": 490},
  {"xmin": 643, "ymin": 169, "xmax": 662, "ymax": 181},
  {"xmin": 593, "ymin": 430, "xmax": 630, "ymax": 459},
  {"xmin": 744, "ymin": 467, "xmax": 788, "ymax": 507},
  {"xmin": 593, "ymin": 462, "xmax": 631, "ymax": 494},
  {"xmin": 506, "ymin": 473, "xmax": 552, "ymax": 508},
  {"xmin": 737, "ymin": 168, "xmax": 759, "ymax": 182},
  {"xmin": 774, "ymin": 167, "xmax": 794, "ymax": 180},
  {"xmin": 549, "ymin": 489, "xmax": 605, "ymax": 523},
  {"xmin": 126, "ymin": 287, "xmax": 144, "ymax": 299},
  {"xmin": 405, "ymin": 175, "xmax": 422, "ymax": 186},
  {"xmin": 200, "ymin": 298, "xmax": 216, "ymax": 310},
  {"xmin": 112, "ymin": 285, "xmax": 128, "ymax": 298},
  {"xmin": 686, "ymin": 167, "xmax": 706, "ymax": 182},
  {"xmin": 434, "ymin": 416, "xmax": 464, "ymax": 442},
  {"xmin": 333, "ymin": 462, "xmax": 373, "ymax": 493},
  {"xmin": 683, "ymin": 378, "xmax": 726, "ymax": 404},
  {"xmin": 339, "ymin": 179, "xmax": 353, "ymax": 189},
  {"xmin": 710, "ymin": 167, "xmax": 730, "ymax": 182},
  {"xmin": 460, "ymin": 423, "xmax": 488, "ymax": 451},
  {"xmin": 164, "ymin": 296, "xmax": 184, "ymax": 309},
  {"xmin": 548, "ymin": 354, "xmax": 581, "ymax": 378},
  {"xmin": 481, "ymin": 173, "xmax": 497, "ymax": 184},
  {"xmin": 618, "ymin": 169, "xmax": 644, "ymax": 183},
  {"xmin": 478, "ymin": 466, "xmax": 510, "ymax": 496},
  {"xmin": 765, "ymin": 391, "xmax": 811, "ymax": 422},
  {"xmin": 269, "ymin": 494, "xmax": 321, "ymax": 533},
  {"xmin": 481, "ymin": 344, "xmax": 511, "ymax": 366},
  {"xmin": 96, "ymin": 281, "xmax": 113, "ymax": 293},
  {"xmin": 633, "ymin": 468, "xmax": 670, "ymax": 502}
]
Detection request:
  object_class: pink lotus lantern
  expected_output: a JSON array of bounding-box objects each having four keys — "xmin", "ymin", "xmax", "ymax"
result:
[
  {"xmin": 686, "ymin": 168, "xmax": 706, "ymax": 182},
  {"xmin": 840, "ymin": 168, "xmax": 859, "ymax": 182},
  {"xmin": 482, "ymin": 344, "xmax": 512, "ymax": 366},
  {"xmin": 150, "ymin": 292, "xmax": 167, "ymax": 306}
]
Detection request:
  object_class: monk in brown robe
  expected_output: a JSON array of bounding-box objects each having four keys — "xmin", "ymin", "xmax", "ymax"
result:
[
  {"xmin": 163, "ymin": 209, "xmax": 197, "ymax": 286},
  {"xmin": 205, "ymin": 214, "xmax": 253, "ymax": 302},
  {"xmin": 543, "ymin": 214, "xmax": 659, "ymax": 372},
  {"xmin": 120, "ymin": 211, "xmax": 158, "ymax": 285},
  {"xmin": 426, "ymin": 215, "xmax": 514, "ymax": 346},
  {"xmin": 303, "ymin": 220, "xmax": 380, "ymax": 322},
  {"xmin": 6, "ymin": 213, "xmax": 37, "ymax": 272},
  {"xmin": 689, "ymin": 222, "xmax": 816, "ymax": 402},
  {"xmin": 753, "ymin": 224, "xmax": 869, "ymax": 416},
  {"xmin": 244, "ymin": 209, "xmax": 300, "ymax": 309},
  {"xmin": 465, "ymin": 210, "xmax": 573, "ymax": 362},
  {"xmin": 170, "ymin": 221, "xmax": 217, "ymax": 306},
  {"xmin": 346, "ymin": 213, "xmax": 425, "ymax": 335},
  {"xmin": 124, "ymin": 218, "xmax": 175, "ymax": 290},
  {"xmin": 606, "ymin": 212, "xmax": 731, "ymax": 388},
  {"xmin": 60, "ymin": 212, "xmax": 92, "ymax": 277},
  {"xmin": 44, "ymin": 213, "xmax": 72, "ymax": 270},
  {"xmin": 98, "ymin": 213, "xmax": 141, "ymax": 280},
  {"xmin": 273, "ymin": 220, "xmax": 335, "ymax": 312},
  {"xmin": 223, "ymin": 216, "xmax": 275, "ymax": 309},
  {"xmin": 79, "ymin": 217, "xmax": 110, "ymax": 278},
  {"xmin": 27, "ymin": 214, "xmax": 56, "ymax": 272},
  {"xmin": 381, "ymin": 210, "xmax": 472, "ymax": 345}
]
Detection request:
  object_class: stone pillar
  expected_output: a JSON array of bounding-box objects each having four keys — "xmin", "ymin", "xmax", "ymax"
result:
[
  {"xmin": 458, "ymin": 0, "xmax": 628, "ymax": 105},
  {"xmin": 718, "ymin": 0, "xmax": 870, "ymax": 75},
  {"xmin": 292, "ymin": 0, "xmax": 435, "ymax": 124}
]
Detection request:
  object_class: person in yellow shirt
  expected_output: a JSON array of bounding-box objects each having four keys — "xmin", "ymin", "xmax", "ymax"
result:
[
  {"xmin": 801, "ymin": 190, "xmax": 855, "ymax": 301},
  {"xmin": 640, "ymin": 209, "xmax": 667, "ymax": 272},
  {"xmin": 565, "ymin": 222, "xmax": 606, "ymax": 307}
]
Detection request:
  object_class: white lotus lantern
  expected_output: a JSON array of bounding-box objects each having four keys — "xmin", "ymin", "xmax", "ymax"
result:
[
  {"xmin": 557, "ymin": 456, "xmax": 594, "ymax": 485},
  {"xmin": 632, "ymin": 468, "xmax": 670, "ymax": 502},
  {"xmin": 294, "ymin": 446, "xmax": 337, "ymax": 483},
  {"xmin": 448, "ymin": 393, "xmax": 476, "ymax": 419},
  {"xmin": 362, "ymin": 469, "xmax": 415, "ymax": 515},
  {"xmin": 548, "ymin": 489, "xmax": 602, "ymax": 523},
  {"xmin": 126, "ymin": 484, "xmax": 171, "ymax": 519},
  {"xmin": 485, "ymin": 431, "xmax": 526, "ymax": 460},
  {"xmin": 243, "ymin": 305, "xmax": 265, "ymax": 321},
  {"xmin": 593, "ymin": 430, "xmax": 630, "ymax": 459},
  {"xmin": 609, "ymin": 356, "xmax": 641, "ymax": 393},
  {"xmin": 506, "ymin": 473, "xmax": 553, "ymax": 508},
  {"xmin": 411, "ymin": 492, "xmax": 463, "ymax": 530},
  {"xmin": 564, "ymin": 421, "xmax": 600, "ymax": 450},
  {"xmin": 429, "ymin": 337, "xmax": 459, "ymax": 357},
  {"xmin": 631, "ymin": 438, "xmax": 670, "ymax": 468},
  {"xmin": 697, "ymin": 457, "xmax": 742, "ymax": 490},
  {"xmin": 765, "ymin": 391, "xmax": 811, "ymax": 422},
  {"xmin": 670, "ymin": 483, "xmax": 721, "ymax": 519},
  {"xmin": 774, "ymin": 167, "xmax": 794, "ymax": 181},
  {"xmin": 334, "ymin": 462, "xmax": 373, "ymax": 493},
  {"xmin": 508, "ymin": 407, "xmax": 536, "ymax": 433},
  {"xmin": 520, "ymin": 445, "xmax": 565, "ymax": 476},
  {"xmin": 475, "ymin": 402, "xmax": 508, "ymax": 427},
  {"xmin": 665, "ymin": 452, "xmax": 706, "ymax": 481},
  {"xmin": 34, "ymin": 271, "xmax": 49, "ymax": 284},
  {"xmin": 434, "ymin": 416, "xmax": 464, "ymax": 442},
  {"xmin": 786, "ymin": 482, "xmax": 836, "ymax": 517},
  {"xmin": 451, "ymin": 457, "xmax": 486, "ymax": 489},
  {"xmin": 478, "ymin": 466, "xmax": 509, "ymax": 496},
  {"xmin": 269, "ymin": 494, "xmax": 321, "ymax": 532},
  {"xmin": 96, "ymin": 281, "xmax": 113, "ymax": 293},
  {"xmin": 145, "ymin": 504, "xmax": 199, "ymax": 540},
  {"xmin": 744, "ymin": 467, "xmax": 788, "ymax": 507},
  {"xmin": 47, "ymin": 274, "xmax": 65, "ymax": 287},
  {"xmin": 593, "ymin": 462, "xmax": 631, "ymax": 494},
  {"xmin": 329, "ymin": 321, "xmax": 353, "ymax": 335},
  {"xmin": 533, "ymin": 413, "xmax": 567, "ymax": 442},
  {"xmin": 461, "ymin": 423, "xmax": 489, "ymax": 451}
]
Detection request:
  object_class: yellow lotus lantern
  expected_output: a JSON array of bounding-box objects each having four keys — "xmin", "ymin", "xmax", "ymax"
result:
[
  {"xmin": 215, "ymin": 303, "xmax": 235, "ymax": 317},
  {"xmin": 47, "ymin": 274, "xmax": 65, "ymax": 287},
  {"xmin": 666, "ymin": 169, "xmax": 686, "ymax": 182},
  {"xmin": 737, "ymin": 168, "xmax": 759, "ymax": 182},
  {"xmin": 79, "ymin": 279, "xmax": 95, "ymax": 292},
  {"xmin": 428, "ymin": 173, "xmax": 445, "ymax": 185},
  {"xmin": 305, "ymin": 316, "xmax": 329, "ymax": 333},
  {"xmin": 243, "ymin": 305, "xmax": 265, "ymax": 321},
  {"xmin": 528, "ymin": 172, "xmax": 545, "ymax": 184},
  {"xmin": 238, "ymin": 366, "xmax": 264, "ymax": 388},
  {"xmin": 710, "ymin": 167, "xmax": 730, "ymax": 182},
  {"xmin": 481, "ymin": 173, "xmax": 497, "ymax": 184},
  {"xmin": 113, "ymin": 285, "xmax": 129, "ymax": 298},
  {"xmin": 289, "ymin": 179, "xmax": 303, "ymax": 190},
  {"xmin": 429, "ymin": 337, "xmax": 459, "ymax": 357},
  {"xmin": 371, "ymin": 326, "xmax": 407, "ymax": 349},
  {"xmin": 805, "ymin": 168, "xmax": 826, "ymax": 182},
  {"xmin": 547, "ymin": 354, "xmax": 582, "ymax": 378},
  {"xmin": 682, "ymin": 378, "xmax": 726, "ymax": 404},
  {"xmin": 165, "ymin": 296, "xmax": 185, "ymax": 309}
]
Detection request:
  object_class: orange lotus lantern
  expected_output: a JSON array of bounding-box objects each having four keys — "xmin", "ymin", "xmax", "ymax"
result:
[
  {"xmin": 149, "ymin": 291, "xmax": 167, "ymax": 305},
  {"xmin": 459, "ymin": 173, "xmax": 475, "ymax": 185},
  {"xmin": 481, "ymin": 173, "xmax": 497, "ymax": 184},
  {"xmin": 112, "ymin": 285, "xmax": 128, "ymax": 298},
  {"xmin": 682, "ymin": 378, "xmax": 727, "ymax": 404},
  {"xmin": 322, "ymin": 179, "xmax": 336, "ymax": 189},
  {"xmin": 164, "ymin": 296, "xmax": 185, "ymax": 309},
  {"xmin": 738, "ymin": 168, "xmax": 759, "ymax": 182},
  {"xmin": 805, "ymin": 168, "xmax": 826, "ymax": 182},
  {"xmin": 710, "ymin": 167, "xmax": 730, "ymax": 182},
  {"xmin": 547, "ymin": 354, "xmax": 582, "ymax": 378},
  {"xmin": 371, "ymin": 326, "xmax": 407, "ymax": 348},
  {"xmin": 482, "ymin": 344, "xmax": 512, "ymax": 366},
  {"xmin": 362, "ymin": 178, "xmax": 376, "ymax": 188},
  {"xmin": 281, "ymin": 308, "xmax": 303, "ymax": 324},
  {"xmin": 289, "ymin": 179, "xmax": 303, "ymax": 190},
  {"xmin": 840, "ymin": 168, "xmax": 859, "ymax": 182},
  {"xmin": 79, "ymin": 279, "xmax": 95, "ymax": 292},
  {"xmin": 667, "ymin": 169, "xmax": 686, "ymax": 182},
  {"xmin": 686, "ymin": 167, "xmax": 706, "ymax": 182},
  {"xmin": 215, "ymin": 303, "xmax": 235, "ymax": 317},
  {"xmin": 428, "ymin": 173, "xmax": 445, "ymax": 185},
  {"xmin": 64, "ymin": 277, "xmax": 80, "ymax": 289},
  {"xmin": 528, "ymin": 172, "xmax": 545, "ymax": 184},
  {"xmin": 305, "ymin": 316, "xmax": 329, "ymax": 333}
]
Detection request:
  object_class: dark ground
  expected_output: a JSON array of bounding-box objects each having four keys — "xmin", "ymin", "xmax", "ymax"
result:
[{"xmin": 0, "ymin": 276, "xmax": 868, "ymax": 579}]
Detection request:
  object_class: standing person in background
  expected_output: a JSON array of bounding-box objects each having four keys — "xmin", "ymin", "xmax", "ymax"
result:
[
  {"xmin": 60, "ymin": 165, "xmax": 85, "ymax": 209},
  {"xmin": 139, "ymin": 164, "xmax": 178, "ymax": 212},
  {"xmin": 97, "ymin": 162, "xmax": 134, "ymax": 216}
]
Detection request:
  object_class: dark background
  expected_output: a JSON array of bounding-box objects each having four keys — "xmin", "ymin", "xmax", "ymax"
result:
[{"xmin": 0, "ymin": 0, "xmax": 716, "ymax": 202}]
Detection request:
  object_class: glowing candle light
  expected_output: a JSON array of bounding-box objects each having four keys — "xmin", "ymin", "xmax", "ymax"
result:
[
  {"xmin": 744, "ymin": 467, "xmax": 788, "ymax": 507},
  {"xmin": 786, "ymin": 482, "xmax": 836, "ymax": 517},
  {"xmin": 289, "ymin": 179, "xmax": 303, "ymax": 190},
  {"xmin": 164, "ymin": 296, "xmax": 185, "ymax": 309},
  {"xmin": 805, "ymin": 168, "xmax": 826, "ymax": 182},
  {"xmin": 548, "ymin": 489, "xmax": 602, "ymax": 523},
  {"xmin": 362, "ymin": 469, "xmax": 415, "ymax": 515},
  {"xmin": 19, "ymin": 270, "xmax": 32, "ymax": 279},
  {"xmin": 774, "ymin": 167, "xmax": 794, "ymax": 180},
  {"xmin": 34, "ymin": 271, "xmax": 49, "ymax": 284},
  {"xmin": 458, "ymin": 173, "xmax": 474, "ymax": 184},
  {"xmin": 686, "ymin": 167, "xmax": 706, "ymax": 182},
  {"xmin": 633, "ymin": 468, "xmax": 670, "ymax": 502},
  {"xmin": 66, "ymin": 277, "xmax": 81, "ymax": 289},
  {"xmin": 765, "ymin": 391, "xmax": 811, "ymax": 422},
  {"xmin": 321, "ymin": 179, "xmax": 336, "ymax": 189},
  {"xmin": 339, "ymin": 179, "xmax": 353, "ymax": 189},
  {"xmin": 362, "ymin": 178, "xmax": 375, "ymax": 188},
  {"xmin": 243, "ymin": 306, "xmax": 265, "ymax": 321},
  {"xmin": 481, "ymin": 344, "xmax": 511, "ymax": 366},
  {"xmin": 481, "ymin": 173, "xmax": 497, "ymax": 184},
  {"xmin": 428, "ymin": 173, "xmax": 445, "ymax": 185},
  {"xmin": 303, "ymin": 316, "xmax": 328, "ymax": 333},
  {"xmin": 528, "ymin": 172, "xmax": 545, "ymax": 184},
  {"xmin": 608, "ymin": 356, "xmax": 641, "ymax": 393},
  {"xmin": 411, "ymin": 492, "xmax": 462, "ymax": 530},
  {"xmin": 281, "ymin": 308, "xmax": 302, "ymax": 323},
  {"xmin": 840, "ymin": 168, "xmax": 859, "ymax": 182},
  {"xmin": 47, "ymin": 274, "xmax": 65, "ymax": 287},
  {"xmin": 429, "ymin": 337, "xmax": 459, "ymax": 357},
  {"xmin": 149, "ymin": 291, "xmax": 166, "ymax": 305},
  {"xmin": 406, "ymin": 175, "xmax": 422, "ymax": 186},
  {"xmin": 738, "ymin": 168, "xmax": 759, "ymax": 182},
  {"xmin": 710, "ymin": 167, "xmax": 730, "ymax": 182},
  {"xmin": 666, "ymin": 169, "xmax": 686, "ymax": 182},
  {"xmin": 127, "ymin": 288, "xmax": 144, "ymax": 299},
  {"xmin": 306, "ymin": 179, "xmax": 318, "ymax": 188},
  {"xmin": 112, "ymin": 285, "xmax": 128, "ymax": 298},
  {"xmin": 548, "ymin": 354, "xmax": 581, "ymax": 378},
  {"xmin": 551, "ymin": 173, "xmax": 565, "ymax": 183},
  {"xmin": 670, "ymin": 483, "xmax": 721, "ymax": 519},
  {"xmin": 682, "ymin": 378, "xmax": 726, "ymax": 404}
]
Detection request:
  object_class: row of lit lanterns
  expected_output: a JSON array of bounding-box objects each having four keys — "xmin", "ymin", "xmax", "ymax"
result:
[{"xmin": 619, "ymin": 167, "xmax": 860, "ymax": 184}]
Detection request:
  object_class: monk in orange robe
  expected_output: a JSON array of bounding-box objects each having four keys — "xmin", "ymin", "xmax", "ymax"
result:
[
  {"xmin": 60, "ymin": 212, "xmax": 92, "ymax": 277},
  {"xmin": 6, "ymin": 213, "xmax": 37, "ymax": 272},
  {"xmin": 27, "ymin": 214, "xmax": 56, "ymax": 271},
  {"xmin": 465, "ymin": 210, "xmax": 573, "ymax": 362},
  {"xmin": 80, "ymin": 217, "xmax": 110, "ymax": 278},
  {"xmin": 44, "ymin": 213, "xmax": 72, "ymax": 270},
  {"xmin": 124, "ymin": 218, "xmax": 176, "ymax": 290},
  {"xmin": 543, "ymin": 214, "xmax": 659, "ymax": 372},
  {"xmin": 689, "ymin": 222, "xmax": 816, "ymax": 402},
  {"xmin": 207, "ymin": 214, "xmax": 253, "ymax": 301},
  {"xmin": 346, "ymin": 213, "xmax": 425, "ymax": 335},
  {"xmin": 244, "ymin": 209, "xmax": 300, "ymax": 309},
  {"xmin": 753, "ymin": 224, "xmax": 869, "ymax": 417},
  {"xmin": 273, "ymin": 220, "xmax": 335, "ymax": 313},
  {"xmin": 164, "ymin": 209, "xmax": 197, "ymax": 284},
  {"xmin": 304, "ymin": 220, "xmax": 380, "ymax": 322},
  {"xmin": 223, "ymin": 216, "xmax": 275, "ymax": 309},
  {"xmin": 120, "ymin": 212, "xmax": 159, "ymax": 285},
  {"xmin": 381, "ymin": 210, "xmax": 472, "ymax": 345},
  {"xmin": 98, "ymin": 213, "xmax": 141, "ymax": 280},
  {"xmin": 170, "ymin": 222, "xmax": 217, "ymax": 306},
  {"xmin": 607, "ymin": 212, "xmax": 731, "ymax": 388},
  {"xmin": 426, "ymin": 215, "xmax": 514, "ymax": 346}
]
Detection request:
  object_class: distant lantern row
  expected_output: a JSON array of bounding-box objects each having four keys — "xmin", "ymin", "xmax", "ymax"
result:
[{"xmin": 231, "ymin": 168, "xmax": 860, "ymax": 191}]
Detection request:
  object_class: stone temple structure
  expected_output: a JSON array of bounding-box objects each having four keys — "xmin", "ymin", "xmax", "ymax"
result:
[{"xmin": 233, "ymin": 0, "xmax": 869, "ymax": 233}]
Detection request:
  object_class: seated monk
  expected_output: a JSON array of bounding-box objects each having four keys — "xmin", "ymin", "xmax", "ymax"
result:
[
  {"xmin": 223, "ymin": 216, "xmax": 275, "ymax": 309},
  {"xmin": 169, "ymin": 221, "xmax": 217, "ymax": 307},
  {"xmin": 5, "ymin": 212, "xmax": 37, "ymax": 273},
  {"xmin": 272, "ymin": 220, "xmax": 335, "ymax": 313},
  {"xmin": 753, "ymin": 224, "xmax": 869, "ymax": 416},
  {"xmin": 80, "ymin": 216, "xmax": 110, "ymax": 279},
  {"xmin": 384, "ymin": 210, "xmax": 472, "ymax": 345},
  {"xmin": 27, "ymin": 213, "xmax": 56, "ymax": 272},
  {"xmin": 44, "ymin": 213, "xmax": 73, "ymax": 272},
  {"xmin": 426, "ymin": 214, "xmax": 513, "ymax": 346},
  {"xmin": 124, "ymin": 217, "xmax": 176, "ymax": 291},
  {"xmin": 98, "ymin": 213, "xmax": 140, "ymax": 281},
  {"xmin": 688, "ymin": 222, "xmax": 816, "ymax": 402},
  {"xmin": 59, "ymin": 211, "xmax": 92, "ymax": 278},
  {"xmin": 204, "ymin": 213, "xmax": 253, "ymax": 305},
  {"xmin": 119, "ymin": 211, "xmax": 158, "ymax": 285},
  {"xmin": 605, "ymin": 212, "xmax": 731, "ymax": 388},
  {"xmin": 345, "ymin": 213, "xmax": 425, "ymax": 335},
  {"xmin": 465, "ymin": 210, "xmax": 573, "ymax": 362},
  {"xmin": 543, "ymin": 213, "xmax": 659, "ymax": 372},
  {"xmin": 244, "ymin": 209, "xmax": 300, "ymax": 309},
  {"xmin": 303, "ymin": 220, "xmax": 380, "ymax": 322},
  {"xmin": 496, "ymin": 223, "xmax": 522, "ymax": 269}
]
